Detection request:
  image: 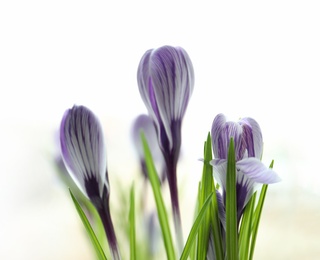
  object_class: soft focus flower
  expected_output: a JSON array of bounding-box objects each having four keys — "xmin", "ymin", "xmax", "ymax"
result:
[
  {"xmin": 210, "ymin": 113, "xmax": 280, "ymax": 221},
  {"xmin": 60, "ymin": 105, "xmax": 108, "ymax": 204},
  {"xmin": 146, "ymin": 211, "xmax": 161, "ymax": 256},
  {"xmin": 137, "ymin": 45, "xmax": 194, "ymax": 160},
  {"xmin": 131, "ymin": 114, "xmax": 166, "ymax": 182}
]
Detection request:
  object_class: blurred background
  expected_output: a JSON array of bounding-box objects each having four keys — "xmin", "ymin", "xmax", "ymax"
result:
[{"xmin": 1, "ymin": 0, "xmax": 320, "ymax": 259}]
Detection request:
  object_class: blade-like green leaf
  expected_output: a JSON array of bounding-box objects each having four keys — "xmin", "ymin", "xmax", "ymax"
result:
[
  {"xmin": 226, "ymin": 138, "xmax": 238, "ymax": 260},
  {"xmin": 249, "ymin": 160, "xmax": 274, "ymax": 260},
  {"xmin": 141, "ymin": 132, "xmax": 176, "ymax": 260},
  {"xmin": 239, "ymin": 193, "xmax": 256, "ymax": 260},
  {"xmin": 190, "ymin": 182, "xmax": 201, "ymax": 260},
  {"xmin": 197, "ymin": 133, "xmax": 213, "ymax": 260},
  {"xmin": 129, "ymin": 183, "xmax": 136, "ymax": 260},
  {"xmin": 180, "ymin": 193, "xmax": 214, "ymax": 260},
  {"xmin": 69, "ymin": 188, "xmax": 107, "ymax": 260}
]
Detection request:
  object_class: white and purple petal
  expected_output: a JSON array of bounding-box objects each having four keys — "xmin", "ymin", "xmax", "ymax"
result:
[
  {"xmin": 60, "ymin": 105, "xmax": 108, "ymax": 199},
  {"xmin": 239, "ymin": 117, "xmax": 263, "ymax": 159},
  {"xmin": 235, "ymin": 158, "xmax": 280, "ymax": 217},
  {"xmin": 210, "ymin": 158, "xmax": 228, "ymax": 191},
  {"xmin": 137, "ymin": 45, "xmax": 194, "ymax": 151},
  {"xmin": 236, "ymin": 158, "xmax": 280, "ymax": 184},
  {"xmin": 211, "ymin": 113, "xmax": 227, "ymax": 159}
]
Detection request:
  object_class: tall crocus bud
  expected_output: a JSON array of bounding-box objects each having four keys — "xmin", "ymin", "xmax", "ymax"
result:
[
  {"xmin": 60, "ymin": 105, "xmax": 120, "ymax": 260},
  {"xmin": 137, "ymin": 45, "xmax": 194, "ymax": 157},
  {"xmin": 210, "ymin": 113, "xmax": 281, "ymax": 222},
  {"xmin": 131, "ymin": 114, "xmax": 166, "ymax": 183},
  {"xmin": 137, "ymin": 45, "xmax": 194, "ymax": 251}
]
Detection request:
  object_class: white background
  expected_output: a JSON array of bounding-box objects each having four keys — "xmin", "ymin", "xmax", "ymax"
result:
[{"xmin": 1, "ymin": 1, "xmax": 320, "ymax": 259}]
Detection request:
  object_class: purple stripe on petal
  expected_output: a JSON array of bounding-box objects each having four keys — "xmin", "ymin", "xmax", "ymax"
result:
[
  {"xmin": 236, "ymin": 158, "xmax": 281, "ymax": 184},
  {"xmin": 224, "ymin": 122, "xmax": 243, "ymax": 161},
  {"xmin": 240, "ymin": 117, "xmax": 263, "ymax": 159},
  {"xmin": 60, "ymin": 105, "xmax": 108, "ymax": 199},
  {"xmin": 137, "ymin": 45, "xmax": 194, "ymax": 152},
  {"xmin": 211, "ymin": 113, "xmax": 227, "ymax": 159}
]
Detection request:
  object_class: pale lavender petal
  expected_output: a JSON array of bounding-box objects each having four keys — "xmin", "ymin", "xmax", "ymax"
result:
[
  {"xmin": 240, "ymin": 117, "xmax": 263, "ymax": 159},
  {"xmin": 224, "ymin": 121, "xmax": 243, "ymax": 161},
  {"xmin": 211, "ymin": 114, "xmax": 243, "ymax": 160},
  {"xmin": 131, "ymin": 114, "xmax": 161, "ymax": 160},
  {"xmin": 147, "ymin": 211, "xmax": 161, "ymax": 255},
  {"xmin": 60, "ymin": 105, "xmax": 107, "ymax": 199},
  {"xmin": 235, "ymin": 158, "xmax": 280, "ymax": 218},
  {"xmin": 131, "ymin": 114, "xmax": 165, "ymax": 180},
  {"xmin": 211, "ymin": 113, "xmax": 227, "ymax": 159},
  {"xmin": 210, "ymin": 158, "xmax": 228, "ymax": 191},
  {"xmin": 236, "ymin": 158, "xmax": 281, "ymax": 184}
]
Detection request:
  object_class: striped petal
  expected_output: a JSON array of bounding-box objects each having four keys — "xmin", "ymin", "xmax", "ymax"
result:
[
  {"xmin": 235, "ymin": 158, "xmax": 280, "ymax": 217},
  {"xmin": 236, "ymin": 157, "xmax": 281, "ymax": 184},
  {"xmin": 137, "ymin": 45, "xmax": 194, "ymax": 151},
  {"xmin": 239, "ymin": 117, "xmax": 263, "ymax": 159},
  {"xmin": 211, "ymin": 114, "xmax": 243, "ymax": 160},
  {"xmin": 60, "ymin": 105, "xmax": 108, "ymax": 199}
]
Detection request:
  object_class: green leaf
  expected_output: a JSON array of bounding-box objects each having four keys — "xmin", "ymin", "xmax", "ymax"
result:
[
  {"xmin": 190, "ymin": 182, "xmax": 201, "ymax": 260},
  {"xmin": 197, "ymin": 133, "xmax": 214, "ymax": 260},
  {"xmin": 129, "ymin": 183, "xmax": 136, "ymax": 260},
  {"xmin": 69, "ymin": 188, "xmax": 107, "ymax": 260},
  {"xmin": 239, "ymin": 193, "xmax": 256, "ymax": 260},
  {"xmin": 141, "ymin": 132, "xmax": 176, "ymax": 260},
  {"xmin": 197, "ymin": 132, "xmax": 223, "ymax": 260},
  {"xmin": 249, "ymin": 160, "xmax": 274, "ymax": 260},
  {"xmin": 226, "ymin": 138, "xmax": 238, "ymax": 260},
  {"xmin": 180, "ymin": 193, "xmax": 214, "ymax": 260}
]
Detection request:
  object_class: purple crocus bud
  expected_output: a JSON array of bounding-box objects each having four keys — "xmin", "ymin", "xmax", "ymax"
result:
[
  {"xmin": 60, "ymin": 105, "xmax": 120, "ymax": 260},
  {"xmin": 131, "ymin": 114, "xmax": 166, "ymax": 182},
  {"xmin": 60, "ymin": 105, "xmax": 108, "ymax": 202},
  {"xmin": 137, "ymin": 45, "xmax": 194, "ymax": 160},
  {"xmin": 137, "ymin": 46, "xmax": 194, "ymax": 251},
  {"xmin": 210, "ymin": 113, "xmax": 280, "ymax": 221}
]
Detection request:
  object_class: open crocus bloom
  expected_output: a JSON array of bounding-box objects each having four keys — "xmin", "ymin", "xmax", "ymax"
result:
[
  {"xmin": 210, "ymin": 113, "xmax": 281, "ymax": 221},
  {"xmin": 60, "ymin": 105, "xmax": 109, "ymax": 203}
]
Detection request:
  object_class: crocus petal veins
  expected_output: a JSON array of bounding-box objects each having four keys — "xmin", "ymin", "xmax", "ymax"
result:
[
  {"xmin": 137, "ymin": 45, "xmax": 194, "ymax": 152},
  {"xmin": 60, "ymin": 105, "xmax": 108, "ymax": 200}
]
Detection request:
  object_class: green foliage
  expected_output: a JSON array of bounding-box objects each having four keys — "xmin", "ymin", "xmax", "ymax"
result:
[
  {"xmin": 180, "ymin": 193, "xmax": 213, "ymax": 260},
  {"xmin": 65, "ymin": 133, "xmax": 276, "ymax": 260},
  {"xmin": 69, "ymin": 189, "xmax": 107, "ymax": 260},
  {"xmin": 226, "ymin": 138, "xmax": 238, "ymax": 260},
  {"xmin": 129, "ymin": 184, "xmax": 137, "ymax": 260}
]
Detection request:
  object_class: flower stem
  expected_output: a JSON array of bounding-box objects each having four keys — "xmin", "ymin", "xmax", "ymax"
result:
[
  {"xmin": 166, "ymin": 154, "xmax": 184, "ymax": 255},
  {"xmin": 98, "ymin": 204, "xmax": 121, "ymax": 260}
]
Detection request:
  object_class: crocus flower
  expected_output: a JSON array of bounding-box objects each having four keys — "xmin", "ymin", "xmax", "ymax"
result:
[
  {"xmin": 137, "ymin": 45, "xmax": 195, "ymax": 251},
  {"xmin": 137, "ymin": 45, "xmax": 194, "ymax": 159},
  {"xmin": 210, "ymin": 113, "xmax": 280, "ymax": 222},
  {"xmin": 131, "ymin": 114, "xmax": 166, "ymax": 183},
  {"xmin": 60, "ymin": 105, "xmax": 120, "ymax": 260}
]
